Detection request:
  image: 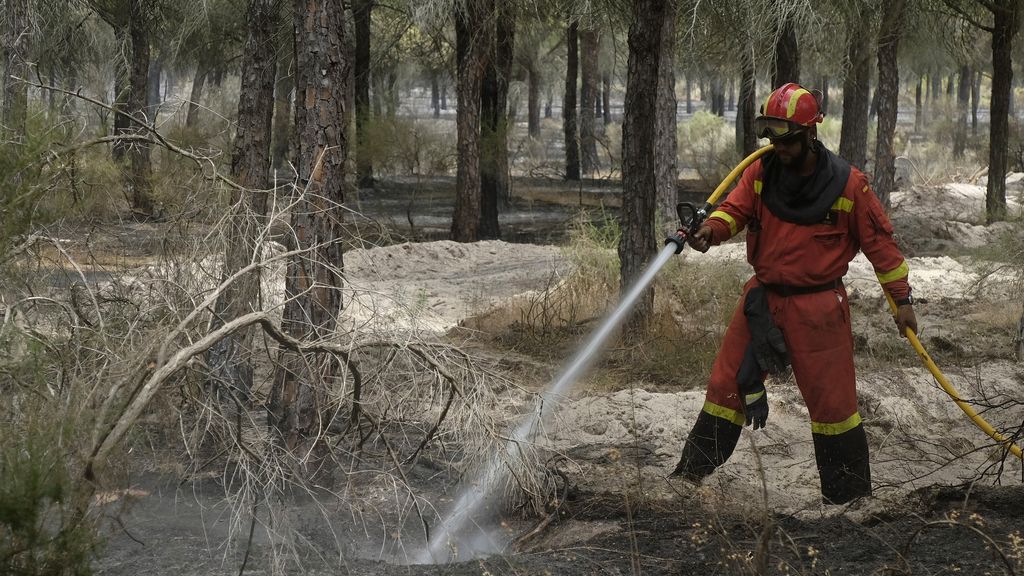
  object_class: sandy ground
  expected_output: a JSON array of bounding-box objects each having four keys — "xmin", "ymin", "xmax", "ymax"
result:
[{"xmin": 91, "ymin": 180, "xmax": 1024, "ymax": 575}]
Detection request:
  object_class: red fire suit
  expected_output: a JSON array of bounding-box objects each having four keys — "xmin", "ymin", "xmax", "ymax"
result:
[{"xmin": 673, "ymin": 149, "xmax": 912, "ymax": 503}]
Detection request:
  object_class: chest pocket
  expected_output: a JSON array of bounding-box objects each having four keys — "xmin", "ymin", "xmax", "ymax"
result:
[{"xmin": 812, "ymin": 230, "xmax": 846, "ymax": 248}]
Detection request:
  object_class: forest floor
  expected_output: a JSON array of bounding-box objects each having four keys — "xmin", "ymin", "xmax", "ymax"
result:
[{"xmin": 82, "ymin": 177, "xmax": 1024, "ymax": 575}]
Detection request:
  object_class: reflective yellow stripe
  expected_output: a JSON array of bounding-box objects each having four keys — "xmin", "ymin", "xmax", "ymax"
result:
[
  {"xmin": 876, "ymin": 260, "xmax": 909, "ymax": 283},
  {"xmin": 754, "ymin": 180, "xmax": 763, "ymax": 195},
  {"xmin": 787, "ymin": 88, "xmax": 810, "ymax": 119},
  {"xmin": 745, "ymin": 391, "xmax": 765, "ymax": 405},
  {"xmin": 831, "ymin": 197, "xmax": 854, "ymax": 213},
  {"xmin": 811, "ymin": 412, "xmax": 862, "ymax": 436},
  {"xmin": 709, "ymin": 210, "xmax": 737, "ymax": 237},
  {"xmin": 702, "ymin": 400, "xmax": 745, "ymax": 427}
]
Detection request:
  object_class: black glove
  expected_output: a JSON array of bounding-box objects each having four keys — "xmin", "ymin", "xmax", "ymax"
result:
[
  {"xmin": 737, "ymin": 344, "xmax": 769, "ymax": 429},
  {"xmin": 744, "ymin": 286, "xmax": 789, "ymax": 374}
]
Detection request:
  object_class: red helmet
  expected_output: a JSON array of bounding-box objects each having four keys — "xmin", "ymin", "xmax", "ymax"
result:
[{"xmin": 754, "ymin": 83, "xmax": 824, "ymax": 140}]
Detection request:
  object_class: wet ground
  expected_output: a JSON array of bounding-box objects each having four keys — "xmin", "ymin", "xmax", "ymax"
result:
[
  {"xmin": 93, "ymin": 469, "xmax": 1024, "ymax": 575},
  {"xmin": 46, "ymin": 175, "xmax": 1023, "ymax": 575}
]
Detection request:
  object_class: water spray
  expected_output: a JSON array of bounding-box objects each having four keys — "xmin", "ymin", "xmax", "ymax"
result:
[
  {"xmin": 419, "ymin": 241, "xmax": 682, "ymax": 563},
  {"xmin": 417, "ymin": 142, "xmax": 1023, "ymax": 564},
  {"xmin": 417, "ymin": 147, "xmax": 778, "ymax": 565}
]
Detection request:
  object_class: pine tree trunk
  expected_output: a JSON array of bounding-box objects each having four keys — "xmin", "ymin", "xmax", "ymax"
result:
[
  {"xmin": 986, "ymin": 0, "xmax": 1020, "ymax": 224},
  {"xmin": 431, "ymin": 70, "xmax": 441, "ymax": 118},
  {"xmin": 271, "ymin": 66, "xmax": 294, "ymax": 169},
  {"xmin": 450, "ymin": 0, "xmax": 491, "ymax": 242},
  {"xmin": 147, "ymin": 54, "xmax": 163, "ymax": 123},
  {"xmin": 269, "ymin": 0, "xmax": 349, "ymax": 451},
  {"xmin": 113, "ymin": 27, "xmax": 131, "ymax": 160},
  {"xmin": 772, "ymin": 19, "xmax": 800, "ymax": 88},
  {"xmin": 685, "ymin": 74, "xmax": 692, "ymax": 114},
  {"xmin": 563, "ymin": 21, "xmax": 580, "ymax": 181},
  {"xmin": 839, "ymin": 28, "xmax": 870, "ymax": 169},
  {"xmin": 921, "ymin": 73, "xmax": 929, "ymax": 132},
  {"xmin": 385, "ymin": 67, "xmax": 398, "ymax": 118},
  {"xmin": 1, "ymin": 0, "xmax": 30, "ymax": 141},
  {"xmin": 186, "ymin": 62, "xmax": 208, "ymax": 128},
  {"xmin": 480, "ymin": 0, "xmax": 513, "ymax": 240},
  {"xmin": 655, "ymin": 4, "xmax": 677, "ymax": 226},
  {"xmin": 972, "ymin": 69, "xmax": 980, "ymax": 136},
  {"xmin": 873, "ymin": 0, "xmax": 905, "ymax": 208},
  {"xmin": 953, "ymin": 65, "xmax": 971, "ymax": 159},
  {"xmin": 579, "ymin": 27, "xmax": 599, "ymax": 176},
  {"xmin": 126, "ymin": 4, "xmax": 154, "ymax": 219},
  {"xmin": 820, "ymin": 75, "xmax": 830, "ymax": 115},
  {"xmin": 207, "ymin": 0, "xmax": 278, "ymax": 406},
  {"xmin": 602, "ymin": 72, "xmax": 611, "ymax": 124},
  {"xmin": 621, "ymin": 0, "xmax": 667, "ymax": 337},
  {"xmin": 354, "ymin": 0, "xmax": 374, "ymax": 188},
  {"xmin": 527, "ymin": 63, "xmax": 540, "ymax": 137},
  {"xmin": 737, "ymin": 47, "xmax": 757, "ymax": 157}
]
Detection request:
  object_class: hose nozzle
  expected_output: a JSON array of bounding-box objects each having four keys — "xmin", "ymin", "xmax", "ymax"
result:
[{"xmin": 665, "ymin": 229, "xmax": 687, "ymax": 254}]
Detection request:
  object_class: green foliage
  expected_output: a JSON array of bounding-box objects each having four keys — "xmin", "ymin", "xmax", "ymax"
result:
[
  {"xmin": 0, "ymin": 113, "xmax": 70, "ymax": 254},
  {"xmin": 360, "ymin": 116, "xmax": 455, "ymax": 177},
  {"xmin": 487, "ymin": 209, "xmax": 743, "ymax": 389},
  {"xmin": 678, "ymin": 111, "xmax": 740, "ymax": 188},
  {"xmin": 0, "ymin": 336, "xmax": 97, "ymax": 576},
  {"xmin": 815, "ymin": 116, "xmax": 842, "ymax": 151},
  {"xmin": 643, "ymin": 256, "xmax": 747, "ymax": 385}
]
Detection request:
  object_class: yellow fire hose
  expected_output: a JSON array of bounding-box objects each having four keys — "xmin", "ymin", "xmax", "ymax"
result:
[{"xmin": 702, "ymin": 144, "xmax": 1024, "ymax": 461}]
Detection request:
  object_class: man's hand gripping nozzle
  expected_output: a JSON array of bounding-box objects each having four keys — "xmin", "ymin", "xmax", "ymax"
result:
[{"xmin": 665, "ymin": 201, "xmax": 713, "ymax": 254}]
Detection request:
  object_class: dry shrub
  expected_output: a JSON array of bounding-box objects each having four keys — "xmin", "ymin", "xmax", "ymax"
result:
[{"xmin": 479, "ymin": 210, "xmax": 746, "ymax": 389}]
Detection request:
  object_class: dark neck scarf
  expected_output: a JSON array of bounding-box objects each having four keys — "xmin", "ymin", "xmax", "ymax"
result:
[{"xmin": 761, "ymin": 144, "xmax": 851, "ymax": 225}]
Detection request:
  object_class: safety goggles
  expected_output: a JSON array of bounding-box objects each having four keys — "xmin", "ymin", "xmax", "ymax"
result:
[{"xmin": 754, "ymin": 116, "xmax": 804, "ymax": 140}]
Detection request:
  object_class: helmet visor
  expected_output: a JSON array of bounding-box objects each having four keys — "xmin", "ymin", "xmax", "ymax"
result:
[{"xmin": 754, "ymin": 116, "xmax": 802, "ymax": 140}]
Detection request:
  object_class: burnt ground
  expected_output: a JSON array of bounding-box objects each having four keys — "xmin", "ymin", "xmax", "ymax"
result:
[
  {"xmin": 63, "ymin": 176, "xmax": 1024, "ymax": 575},
  {"xmin": 92, "ymin": 470, "xmax": 1024, "ymax": 575}
]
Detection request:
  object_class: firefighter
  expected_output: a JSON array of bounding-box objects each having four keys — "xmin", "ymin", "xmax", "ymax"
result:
[{"xmin": 671, "ymin": 82, "xmax": 918, "ymax": 504}]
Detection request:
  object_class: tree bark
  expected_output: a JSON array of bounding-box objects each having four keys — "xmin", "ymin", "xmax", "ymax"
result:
[
  {"xmin": 1, "ymin": 0, "xmax": 30, "ymax": 141},
  {"xmin": 655, "ymin": 4, "xmax": 677, "ymax": 226},
  {"xmin": 839, "ymin": 25, "xmax": 871, "ymax": 169},
  {"xmin": 207, "ymin": 0, "xmax": 278, "ymax": 405},
  {"xmin": 737, "ymin": 46, "xmax": 757, "ymax": 157},
  {"xmin": 579, "ymin": 27, "xmax": 599, "ymax": 176},
  {"xmin": 820, "ymin": 75, "xmax": 830, "ymax": 115},
  {"xmin": 602, "ymin": 71, "xmax": 611, "ymax": 124},
  {"xmin": 269, "ymin": 0, "xmax": 349, "ymax": 451},
  {"xmin": 126, "ymin": 2, "xmax": 154, "ymax": 218},
  {"xmin": 972, "ymin": 68, "xmax": 980, "ymax": 136},
  {"xmin": 113, "ymin": 27, "xmax": 131, "ymax": 161},
  {"xmin": 914, "ymin": 74, "xmax": 923, "ymax": 133},
  {"xmin": 986, "ymin": 0, "xmax": 1020, "ymax": 224},
  {"xmin": 873, "ymin": 0, "xmax": 905, "ymax": 208},
  {"xmin": 186, "ymin": 62, "xmax": 208, "ymax": 128},
  {"xmin": 620, "ymin": 0, "xmax": 667, "ymax": 337},
  {"xmin": 953, "ymin": 64, "xmax": 971, "ymax": 159},
  {"xmin": 527, "ymin": 62, "xmax": 540, "ymax": 137},
  {"xmin": 563, "ymin": 21, "xmax": 580, "ymax": 181},
  {"xmin": 685, "ymin": 74, "xmax": 692, "ymax": 114},
  {"xmin": 480, "ymin": 0, "xmax": 514, "ymax": 239},
  {"xmin": 271, "ymin": 65, "xmax": 294, "ymax": 170},
  {"xmin": 147, "ymin": 53, "xmax": 163, "ymax": 123},
  {"xmin": 450, "ymin": 0, "xmax": 491, "ymax": 242},
  {"xmin": 354, "ymin": 0, "xmax": 374, "ymax": 188},
  {"xmin": 710, "ymin": 77, "xmax": 725, "ymax": 116},
  {"xmin": 771, "ymin": 19, "xmax": 800, "ymax": 88},
  {"xmin": 431, "ymin": 70, "xmax": 441, "ymax": 118}
]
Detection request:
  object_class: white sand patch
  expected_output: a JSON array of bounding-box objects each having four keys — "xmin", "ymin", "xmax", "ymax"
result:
[{"xmin": 341, "ymin": 240, "xmax": 570, "ymax": 334}]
